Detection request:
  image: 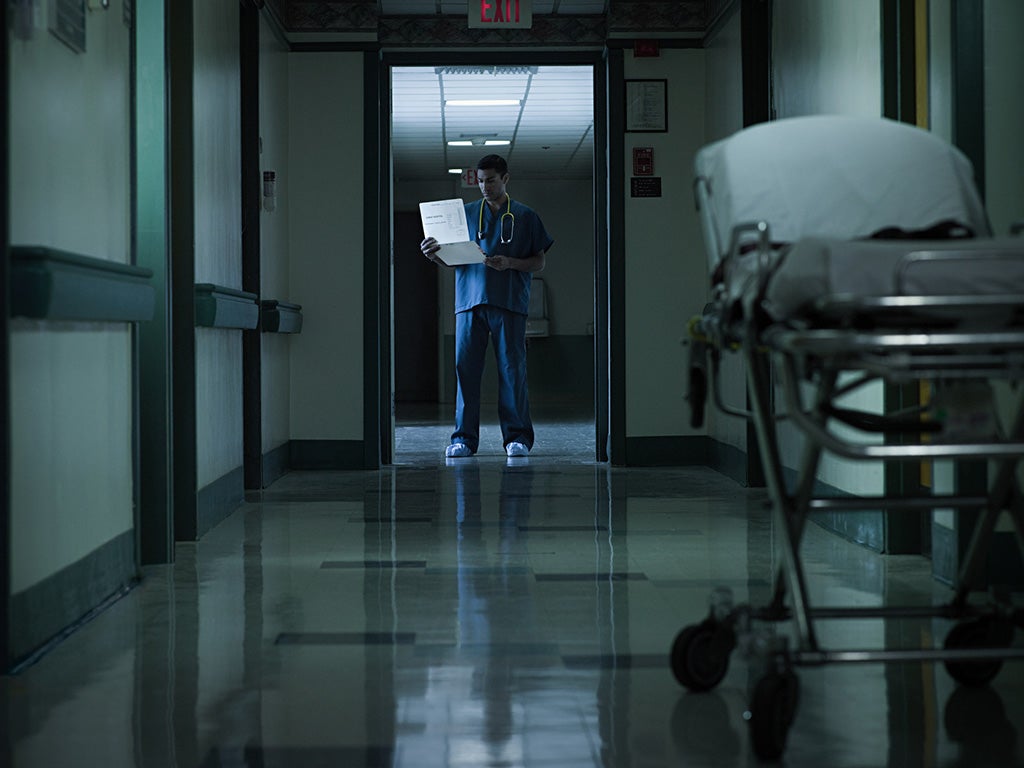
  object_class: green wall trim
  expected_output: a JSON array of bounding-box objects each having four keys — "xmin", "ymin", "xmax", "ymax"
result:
[
  {"xmin": 708, "ymin": 439, "xmax": 751, "ymax": 486},
  {"xmin": 195, "ymin": 465, "xmax": 245, "ymax": 540},
  {"xmin": 8, "ymin": 530, "xmax": 137, "ymax": 670},
  {"xmin": 194, "ymin": 283, "xmax": 259, "ymax": 329},
  {"xmin": 624, "ymin": 435, "xmax": 709, "ymax": 467},
  {"xmin": 931, "ymin": 522, "xmax": 957, "ymax": 587},
  {"xmin": 262, "ymin": 442, "xmax": 290, "ymax": 487},
  {"xmin": 780, "ymin": 466, "xmax": 884, "ymax": 553},
  {"xmin": 260, "ymin": 299, "xmax": 303, "ymax": 333},
  {"xmin": 10, "ymin": 246, "xmax": 154, "ymax": 322},
  {"xmin": 290, "ymin": 439, "xmax": 368, "ymax": 470}
]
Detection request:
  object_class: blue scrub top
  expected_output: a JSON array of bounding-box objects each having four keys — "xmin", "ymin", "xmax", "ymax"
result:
[{"xmin": 455, "ymin": 197, "xmax": 554, "ymax": 316}]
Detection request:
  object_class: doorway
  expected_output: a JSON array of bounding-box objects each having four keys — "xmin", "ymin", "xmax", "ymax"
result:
[{"xmin": 385, "ymin": 58, "xmax": 604, "ymax": 464}]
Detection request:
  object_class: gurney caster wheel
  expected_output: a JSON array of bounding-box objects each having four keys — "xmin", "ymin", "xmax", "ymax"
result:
[
  {"xmin": 943, "ymin": 617, "xmax": 1014, "ymax": 687},
  {"xmin": 748, "ymin": 670, "xmax": 800, "ymax": 761},
  {"xmin": 670, "ymin": 621, "xmax": 734, "ymax": 691}
]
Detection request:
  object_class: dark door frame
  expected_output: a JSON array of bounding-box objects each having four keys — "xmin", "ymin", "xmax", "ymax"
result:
[
  {"xmin": 1, "ymin": 0, "xmax": 11, "ymax": 671},
  {"xmin": 378, "ymin": 51, "xmax": 611, "ymax": 465},
  {"xmin": 167, "ymin": 1, "xmax": 198, "ymax": 539},
  {"xmin": 241, "ymin": 0, "xmax": 263, "ymax": 490},
  {"xmin": 136, "ymin": 0, "xmax": 174, "ymax": 565}
]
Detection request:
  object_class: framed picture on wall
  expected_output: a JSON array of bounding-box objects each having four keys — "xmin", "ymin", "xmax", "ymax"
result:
[
  {"xmin": 50, "ymin": 0, "xmax": 87, "ymax": 53},
  {"xmin": 625, "ymin": 79, "xmax": 667, "ymax": 132}
]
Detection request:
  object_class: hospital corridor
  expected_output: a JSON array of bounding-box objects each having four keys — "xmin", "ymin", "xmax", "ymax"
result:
[
  {"xmin": 5, "ymin": 409, "xmax": 1023, "ymax": 767},
  {"xmin": 4, "ymin": 0, "xmax": 1024, "ymax": 766}
]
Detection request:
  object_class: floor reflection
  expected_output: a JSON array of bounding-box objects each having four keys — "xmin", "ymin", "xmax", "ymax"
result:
[{"xmin": 2, "ymin": 413, "xmax": 1023, "ymax": 767}]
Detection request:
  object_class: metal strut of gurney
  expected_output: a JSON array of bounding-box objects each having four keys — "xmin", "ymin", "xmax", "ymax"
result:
[{"xmin": 676, "ymin": 202, "xmax": 1024, "ymax": 759}]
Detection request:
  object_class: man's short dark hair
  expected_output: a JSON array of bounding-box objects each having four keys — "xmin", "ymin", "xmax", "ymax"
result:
[{"xmin": 477, "ymin": 154, "xmax": 508, "ymax": 176}]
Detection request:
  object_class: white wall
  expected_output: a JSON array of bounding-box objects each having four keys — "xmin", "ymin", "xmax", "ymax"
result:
[
  {"xmin": 702, "ymin": 6, "xmax": 746, "ymax": 453},
  {"xmin": 984, "ymin": 0, "xmax": 1024, "ymax": 535},
  {"xmin": 928, "ymin": 0, "xmax": 953, "ymax": 143},
  {"xmin": 771, "ymin": 0, "xmax": 885, "ymax": 496},
  {"xmin": 288, "ymin": 53, "xmax": 365, "ymax": 441},
  {"xmin": 984, "ymin": 0, "xmax": 1024, "ymax": 236},
  {"xmin": 259, "ymin": 14, "xmax": 292, "ymax": 455},
  {"xmin": 623, "ymin": 49, "xmax": 707, "ymax": 438},
  {"xmin": 704, "ymin": 7, "xmax": 744, "ymax": 145},
  {"xmin": 194, "ymin": 0, "xmax": 244, "ymax": 488},
  {"xmin": 8, "ymin": 4, "xmax": 133, "ymax": 592},
  {"xmin": 773, "ymin": 0, "xmax": 882, "ymax": 119}
]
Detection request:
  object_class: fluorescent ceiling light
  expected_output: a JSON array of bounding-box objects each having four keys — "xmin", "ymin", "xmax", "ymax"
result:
[
  {"xmin": 447, "ymin": 140, "xmax": 474, "ymax": 146},
  {"xmin": 448, "ymin": 168, "xmax": 462, "ymax": 174},
  {"xmin": 446, "ymin": 99, "xmax": 521, "ymax": 107},
  {"xmin": 484, "ymin": 140, "xmax": 510, "ymax": 146}
]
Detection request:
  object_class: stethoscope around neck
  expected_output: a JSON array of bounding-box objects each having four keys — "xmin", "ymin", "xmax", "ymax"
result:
[{"xmin": 477, "ymin": 196, "xmax": 514, "ymax": 244}]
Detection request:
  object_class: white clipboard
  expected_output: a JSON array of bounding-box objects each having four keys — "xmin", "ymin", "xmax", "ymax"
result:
[{"xmin": 419, "ymin": 199, "xmax": 485, "ymax": 266}]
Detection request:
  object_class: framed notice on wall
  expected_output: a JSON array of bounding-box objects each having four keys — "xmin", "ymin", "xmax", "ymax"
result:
[
  {"xmin": 50, "ymin": 0, "xmax": 87, "ymax": 53},
  {"xmin": 625, "ymin": 79, "xmax": 667, "ymax": 132}
]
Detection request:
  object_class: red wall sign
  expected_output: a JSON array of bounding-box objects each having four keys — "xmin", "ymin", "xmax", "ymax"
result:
[
  {"xmin": 468, "ymin": 0, "xmax": 533, "ymax": 28},
  {"xmin": 633, "ymin": 147, "xmax": 654, "ymax": 176}
]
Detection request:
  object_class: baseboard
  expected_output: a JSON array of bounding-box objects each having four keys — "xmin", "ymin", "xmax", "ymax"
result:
[
  {"xmin": 781, "ymin": 466, "xmax": 884, "ymax": 552},
  {"xmin": 931, "ymin": 522, "xmax": 957, "ymax": 587},
  {"xmin": 623, "ymin": 435, "xmax": 709, "ymax": 466},
  {"xmin": 290, "ymin": 439, "xmax": 366, "ymax": 470},
  {"xmin": 933, "ymin": 518, "xmax": 1023, "ymax": 589},
  {"xmin": 196, "ymin": 465, "xmax": 245, "ymax": 538},
  {"xmin": 262, "ymin": 442, "xmax": 290, "ymax": 487},
  {"xmin": 707, "ymin": 439, "xmax": 750, "ymax": 486},
  {"xmin": 8, "ymin": 530, "xmax": 137, "ymax": 670},
  {"xmin": 620, "ymin": 436, "xmax": 754, "ymax": 476}
]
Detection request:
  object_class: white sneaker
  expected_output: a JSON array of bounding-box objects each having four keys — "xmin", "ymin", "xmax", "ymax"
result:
[
  {"xmin": 505, "ymin": 441, "xmax": 529, "ymax": 457},
  {"xmin": 445, "ymin": 443, "xmax": 473, "ymax": 458}
]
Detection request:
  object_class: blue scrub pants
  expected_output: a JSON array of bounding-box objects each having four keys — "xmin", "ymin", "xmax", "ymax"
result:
[{"xmin": 452, "ymin": 305, "xmax": 534, "ymax": 453}]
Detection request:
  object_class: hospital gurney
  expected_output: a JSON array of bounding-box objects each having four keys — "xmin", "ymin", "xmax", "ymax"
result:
[{"xmin": 673, "ymin": 115, "xmax": 1024, "ymax": 760}]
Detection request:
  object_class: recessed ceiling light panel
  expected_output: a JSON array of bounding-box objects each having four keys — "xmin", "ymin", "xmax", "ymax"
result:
[{"xmin": 445, "ymin": 99, "xmax": 521, "ymax": 107}]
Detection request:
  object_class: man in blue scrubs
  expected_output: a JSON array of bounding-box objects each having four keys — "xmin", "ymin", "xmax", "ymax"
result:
[{"xmin": 420, "ymin": 155, "xmax": 554, "ymax": 458}]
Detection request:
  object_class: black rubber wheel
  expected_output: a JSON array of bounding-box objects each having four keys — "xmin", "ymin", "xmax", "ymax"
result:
[
  {"xmin": 749, "ymin": 671, "xmax": 800, "ymax": 761},
  {"xmin": 943, "ymin": 618, "xmax": 1012, "ymax": 687},
  {"xmin": 670, "ymin": 622, "xmax": 733, "ymax": 692}
]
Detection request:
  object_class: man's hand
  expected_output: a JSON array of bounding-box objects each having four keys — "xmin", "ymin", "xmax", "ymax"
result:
[
  {"xmin": 484, "ymin": 251, "xmax": 546, "ymax": 273},
  {"xmin": 420, "ymin": 237, "xmax": 441, "ymax": 263},
  {"xmin": 484, "ymin": 254, "xmax": 511, "ymax": 271}
]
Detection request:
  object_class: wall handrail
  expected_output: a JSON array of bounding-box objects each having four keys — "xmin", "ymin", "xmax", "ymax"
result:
[
  {"xmin": 194, "ymin": 283, "xmax": 259, "ymax": 329},
  {"xmin": 11, "ymin": 245, "xmax": 154, "ymax": 323},
  {"xmin": 260, "ymin": 299, "xmax": 303, "ymax": 333}
]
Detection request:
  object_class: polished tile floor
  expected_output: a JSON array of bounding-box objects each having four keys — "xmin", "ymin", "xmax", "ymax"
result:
[{"xmin": 3, "ymin": 405, "xmax": 1023, "ymax": 767}]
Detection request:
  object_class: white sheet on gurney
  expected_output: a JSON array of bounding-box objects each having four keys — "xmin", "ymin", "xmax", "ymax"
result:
[
  {"xmin": 696, "ymin": 115, "xmax": 990, "ymax": 265},
  {"xmin": 762, "ymin": 237, "xmax": 1024, "ymax": 321}
]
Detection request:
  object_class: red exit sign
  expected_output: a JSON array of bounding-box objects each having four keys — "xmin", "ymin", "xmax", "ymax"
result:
[{"xmin": 468, "ymin": 0, "xmax": 533, "ymax": 28}]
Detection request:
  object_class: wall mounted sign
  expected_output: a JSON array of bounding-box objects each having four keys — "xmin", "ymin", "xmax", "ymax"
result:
[
  {"xmin": 630, "ymin": 177, "xmax": 662, "ymax": 198},
  {"xmin": 625, "ymin": 79, "xmax": 668, "ymax": 132},
  {"xmin": 633, "ymin": 39, "xmax": 660, "ymax": 58},
  {"xmin": 51, "ymin": 0, "xmax": 87, "ymax": 53},
  {"xmin": 632, "ymin": 147, "xmax": 654, "ymax": 176},
  {"xmin": 469, "ymin": 0, "xmax": 533, "ymax": 29}
]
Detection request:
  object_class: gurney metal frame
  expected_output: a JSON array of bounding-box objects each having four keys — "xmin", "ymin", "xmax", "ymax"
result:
[{"xmin": 675, "ymin": 203, "xmax": 1024, "ymax": 759}]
